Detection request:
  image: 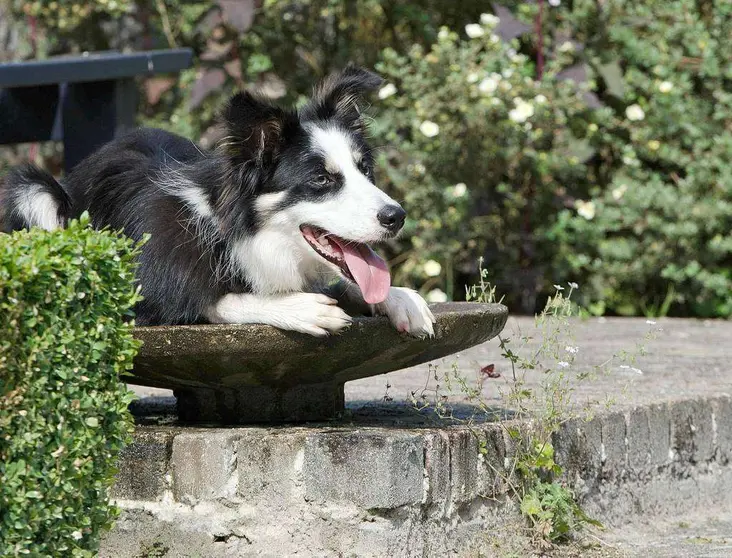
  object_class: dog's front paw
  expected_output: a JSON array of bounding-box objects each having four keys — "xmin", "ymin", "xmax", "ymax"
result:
[
  {"xmin": 278, "ymin": 293, "xmax": 353, "ymax": 337},
  {"xmin": 374, "ymin": 287, "xmax": 436, "ymax": 338}
]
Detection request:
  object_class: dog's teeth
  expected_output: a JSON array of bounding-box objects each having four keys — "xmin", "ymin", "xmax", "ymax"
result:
[{"xmin": 318, "ymin": 237, "xmax": 329, "ymax": 247}]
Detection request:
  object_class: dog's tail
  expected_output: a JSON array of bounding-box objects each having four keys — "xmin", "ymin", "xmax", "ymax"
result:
[{"xmin": 0, "ymin": 165, "xmax": 72, "ymax": 233}]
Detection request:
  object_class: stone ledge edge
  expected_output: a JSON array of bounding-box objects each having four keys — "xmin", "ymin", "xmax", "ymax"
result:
[{"xmin": 113, "ymin": 394, "xmax": 732, "ymax": 514}]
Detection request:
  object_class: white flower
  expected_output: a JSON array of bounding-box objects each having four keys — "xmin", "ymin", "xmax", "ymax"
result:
[
  {"xmin": 467, "ymin": 72, "xmax": 480, "ymax": 84},
  {"xmin": 438, "ymin": 28, "xmax": 450, "ymax": 41},
  {"xmin": 557, "ymin": 361, "xmax": 570, "ymax": 368},
  {"xmin": 452, "ymin": 183, "xmax": 467, "ymax": 197},
  {"xmin": 423, "ymin": 260, "xmax": 442, "ymax": 277},
  {"xmin": 568, "ymin": 282, "xmax": 579, "ymax": 289},
  {"xmin": 465, "ymin": 24, "xmax": 485, "ymax": 38},
  {"xmin": 508, "ymin": 98, "xmax": 534, "ymax": 123},
  {"xmin": 554, "ymin": 284, "xmax": 564, "ymax": 291},
  {"xmin": 549, "ymin": 0, "xmax": 561, "ymax": 5},
  {"xmin": 414, "ymin": 162, "xmax": 426, "ymax": 174},
  {"xmin": 478, "ymin": 76, "xmax": 499, "ymax": 94},
  {"xmin": 565, "ymin": 345, "xmax": 579, "ymax": 354},
  {"xmin": 426, "ymin": 289, "xmax": 448, "ymax": 303},
  {"xmin": 646, "ymin": 320, "xmax": 657, "ymax": 325},
  {"xmin": 622, "ymin": 151, "xmax": 638, "ymax": 166},
  {"xmin": 575, "ymin": 200, "xmax": 596, "ymax": 220},
  {"xmin": 378, "ymin": 83, "xmax": 397, "ymax": 100},
  {"xmin": 480, "ymin": 13, "xmax": 500, "ymax": 26},
  {"xmin": 558, "ymin": 41, "xmax": 575, "ymax": 53},
  {"xmin": 71, "ymin": 531, "xmax": 83, "ymax": 540},
  {"xmin": 502, "ymin": 68, "xmax": 514, "ymax": 78},
  {"xmin": 534, "ymin": 94, "xmax": 547, "ymax": 104},
  {"xmin": 612, "ymin": 184, "xmax": 628, "ymax": 200},
  {"xmin": 625, "ymin": 104, "xmax": 645, "ymax": 121},
  {"xmin": 419, "ymin": 121, "xmax": 440, "ymax": 138},
  {"xmin": 658, "ymin": 81, "xmax": 673, "ymax": 93}
]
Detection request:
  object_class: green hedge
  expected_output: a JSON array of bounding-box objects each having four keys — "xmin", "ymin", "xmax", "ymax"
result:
[
  {"xmin": 0, "ymin": 215, "xmax": 142, "ymax": 557},
  {"xmin": 546, "ymin": 0, "xmax": 732, "ymax": 318}
]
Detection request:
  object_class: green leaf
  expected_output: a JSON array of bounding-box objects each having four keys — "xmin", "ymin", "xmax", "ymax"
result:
[{"xmin": 520, "ymin": 492, "xmax": 543, "ymax": 517}]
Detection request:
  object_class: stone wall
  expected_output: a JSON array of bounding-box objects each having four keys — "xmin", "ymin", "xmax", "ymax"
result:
[{"xmin": 102, "ymin": 395, "xmax": 732, "ymax": 557}]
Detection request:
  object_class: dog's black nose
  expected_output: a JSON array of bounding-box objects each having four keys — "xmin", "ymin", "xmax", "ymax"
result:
[{"xmin": 377, "ymin": 204, "xmax": 406, "ymax": 233}]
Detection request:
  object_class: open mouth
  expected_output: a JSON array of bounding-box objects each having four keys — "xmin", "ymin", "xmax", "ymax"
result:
[{"xmin": 300, "ymin": 225, "xmax": 391, "ymax": 305}]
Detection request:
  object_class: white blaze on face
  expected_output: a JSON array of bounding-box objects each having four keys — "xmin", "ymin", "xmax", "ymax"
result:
[
  {"xmin": 292, "ymin": 124, "xmax": 397, "ymax": 242},
  {"xmin": 238, "ymin": 124, "xmax": 398, "ymax": 303}
]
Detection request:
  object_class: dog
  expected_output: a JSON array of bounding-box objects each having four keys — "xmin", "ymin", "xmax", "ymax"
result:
[{"xmin": 0, "ymin": 65, "xmax": 435, "ymax": 337}]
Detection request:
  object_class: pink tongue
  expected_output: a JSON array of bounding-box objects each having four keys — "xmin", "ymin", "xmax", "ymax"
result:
[{"xmin": 334, "ymin": 241, "xmax": 391, "ymax": 304}]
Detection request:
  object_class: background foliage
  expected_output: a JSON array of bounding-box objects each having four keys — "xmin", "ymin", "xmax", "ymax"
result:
[
  {"xmin": 0, "ymin": 216, "xmax": 142, "ymax": 556},
  {"xmin": 1, "ymin": 0, "xmax": 730, "ymax": 317}
]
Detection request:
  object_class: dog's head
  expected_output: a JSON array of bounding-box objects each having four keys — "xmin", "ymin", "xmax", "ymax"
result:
[{"xmin": 217, "ymin": 65, "xmax": 403, "ymax": 303}]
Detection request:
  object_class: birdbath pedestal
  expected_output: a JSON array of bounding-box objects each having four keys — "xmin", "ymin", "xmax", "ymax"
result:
[{"xmin": 129, "ymin": 302, "xmax": 508, "ymax": 423}]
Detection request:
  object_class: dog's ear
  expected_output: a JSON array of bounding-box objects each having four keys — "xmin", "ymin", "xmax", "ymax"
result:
[
  {"xmin": 302, "ymin": 64, "xmax": 383, "ymax": 128},
  {"xmin": 219, "ymin": 92, "xmax": 294, "ymax": 168}
]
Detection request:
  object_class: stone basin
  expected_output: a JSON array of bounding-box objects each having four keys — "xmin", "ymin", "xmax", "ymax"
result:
[{"xmin": 129, "ymin": 302, "xmax": 508, "ymax": 423}]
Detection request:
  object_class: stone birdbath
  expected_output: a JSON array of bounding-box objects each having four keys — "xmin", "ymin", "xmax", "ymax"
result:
[{"xmin": 129, "ymin": 302, "xmax": 508, "ymax": 423}]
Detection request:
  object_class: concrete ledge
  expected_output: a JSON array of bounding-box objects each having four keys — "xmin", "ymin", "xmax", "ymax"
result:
[{"xmin": 102, "ymin": 395, "xmax": 732, "ymax": 557}]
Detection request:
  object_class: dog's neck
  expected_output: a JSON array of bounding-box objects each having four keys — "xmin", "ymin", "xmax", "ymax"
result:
[{"xmin": 228, "ymin": 225, "xmax": 337, "ymax": 295}]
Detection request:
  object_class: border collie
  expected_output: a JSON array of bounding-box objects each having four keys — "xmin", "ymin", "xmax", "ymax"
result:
[{"xmin": 0, "ymin": 65, "xmax": 435, "ymax": 337}]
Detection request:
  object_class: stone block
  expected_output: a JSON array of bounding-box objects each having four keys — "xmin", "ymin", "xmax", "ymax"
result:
[
  {"xmin": 600, "ymin": 412, "xmax": 627, "ymax": 479},
  {"xmin": 647, "ymin": 403, "xmax": 671, "ymax": 468},
  {"xmin": 711, "ymin": 395, "xmax": 732, "ymax": 463},
  {"xmin": 171, "ymin": 430, "xmax": 241, "ymax": 504},
  {"xmin": 626, "ymin": 406, "xmax": 651, "ymax": 472},
  {"xmin": 303, "ymin": 431, "xmax": 423, "ymax": 509},
  {"xmin": 670, "ymin": 399, "xmax": 714, "ymax": 464},
  {"xmin": 423, "ymin": 431, "xmax": 450, "ymax": 505},
  {"xmin": 112, "ymin": 428, "xmax": 174, "ymax": 501},
  {"xmin": 554, "ymin": 417, "xmax": 602, "ymax": 481},
  {"xmin": 237, "ymin": 430, "xmax": 308, "ymax": 505},
  {"xmin": 448, "ymin": 429, "xmax": 480, "ymax": 505},
  {"xmin": 474, "ymin": 424, "xmax": 506, "ymax": 499}
]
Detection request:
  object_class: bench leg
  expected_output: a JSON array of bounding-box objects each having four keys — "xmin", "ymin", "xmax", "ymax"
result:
[{"xmin": 62, "ymin": 78, "xmax": 137, "ymax": 172}]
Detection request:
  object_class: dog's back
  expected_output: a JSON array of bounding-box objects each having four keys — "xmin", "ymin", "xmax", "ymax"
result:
[
  {"xmin": 0, "ymin": 129, "xmax": 232, "ymax": 325},
  {"xmin": 0, "ymin": 128, "xmax": 203, "ymax": 235}
]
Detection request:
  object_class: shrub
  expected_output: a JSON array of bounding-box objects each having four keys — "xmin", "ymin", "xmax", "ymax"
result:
[
  {"xmin": 372, "ymin": 19, "xmax": 605, "ymax": 311},
  {"xmin": 0, "ymin": 215, "xmax": 142, "ymax": 556},
  {"xmin": 508, "ymin": 0, "xmax": 732, "ymax": 317}
]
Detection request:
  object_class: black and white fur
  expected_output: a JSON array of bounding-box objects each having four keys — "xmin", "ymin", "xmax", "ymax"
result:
[{"xmin": 0, "ymin": 66, "xmax": 435, "ymax": 337}]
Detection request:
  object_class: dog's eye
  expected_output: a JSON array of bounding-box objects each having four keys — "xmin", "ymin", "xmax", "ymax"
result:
[
  {"xmin": 312, "ymin": 175, "xmax": 333, "ymax": 187},
  {"xmin": 357, "ymin": 160, "xmax": 371, "ymax": 177}
]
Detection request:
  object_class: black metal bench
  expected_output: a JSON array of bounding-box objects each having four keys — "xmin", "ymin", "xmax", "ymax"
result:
[{"xmin": 0, "ymin": 49, "xmax": 192, "ymax": 171}]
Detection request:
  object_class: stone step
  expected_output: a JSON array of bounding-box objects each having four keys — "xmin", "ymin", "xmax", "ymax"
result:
[{"xmin": 102, "ymin": 394, "xmax": 732, "ymax": 558}]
